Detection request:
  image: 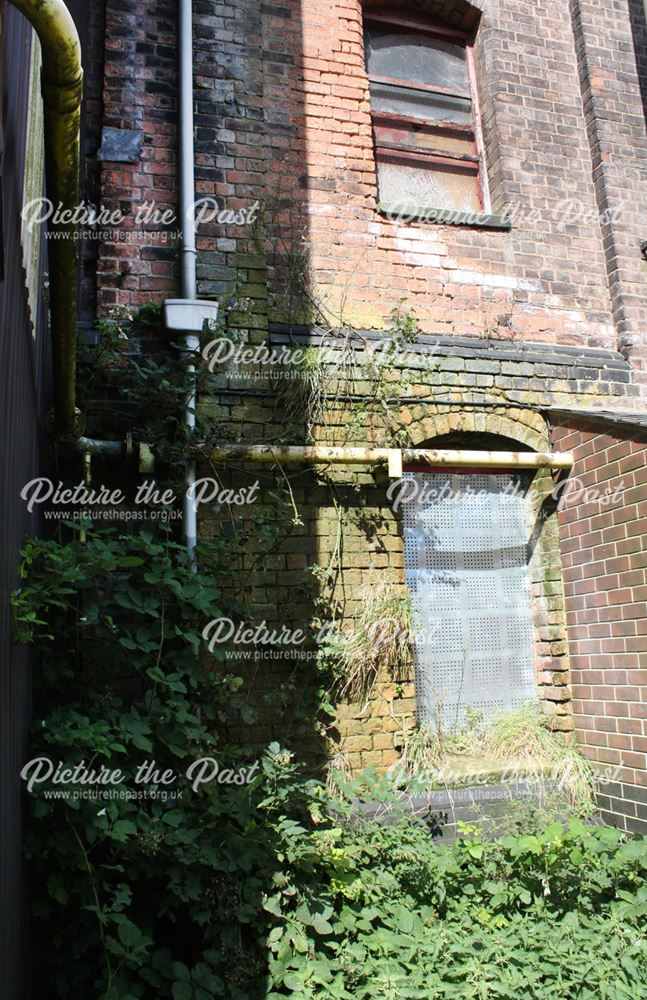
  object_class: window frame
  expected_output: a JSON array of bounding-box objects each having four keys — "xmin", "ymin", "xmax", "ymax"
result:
[{"xmin": 364, "ymin": 8, "xmax": 491, "ymax": 216}]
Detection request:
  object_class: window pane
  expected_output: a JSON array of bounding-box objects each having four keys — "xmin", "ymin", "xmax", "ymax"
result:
[
  {"xmin": 374, "ymin": 121, "xmax": 476, "ymax": 158},
  {"xmin": 369, "ymin": 81, "xmax": 472, "ymax": 125},
  {"xmin": 377, "ymin": 155, "xmax": 481, "ymax": 213},
  {"xmin": 365, "ymin": 28, "xmax": 470, "ymax": 94}
]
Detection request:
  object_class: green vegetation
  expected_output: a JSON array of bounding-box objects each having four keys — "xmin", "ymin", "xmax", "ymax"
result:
[
  {"xmin": 261, "ymin": 807, "xmax": 647, "ymax": 1000},
  {"xmin": 12, "ymin": 302, "xmax": 642, "ymax": 999},
  {"xmin": 326, "ymin": 580, "xmax": 413, "ymax": 705},
  {"xmin": 484, "ymin": 701, "xmax": 596, "ymax": 811},
  {"xmin": 11, "ymin": 527, "xmax": 323, "ymax": 998},
  {"xmin": 395, "ymin": 701, "xmax": 596, "ymax": 816},
  {"xmin": 276, "ymin": 299, "xmax": 426, "ymax": 447},
  {"xmin": 8, "ymin": 523, "xmax": 642, "ymax": 1000},
  {"xmin": 13, "ymin": 529, "xmax": 647, "ymax": 999},
  {"xmin": 280, "ymin": 345, "xmax": 331, "ymax": 441}
]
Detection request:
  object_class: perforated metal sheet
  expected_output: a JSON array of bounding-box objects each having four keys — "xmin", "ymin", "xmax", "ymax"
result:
[{"xmin": 402, "ymin": 471, "xmax": 536, "ymax": 730}]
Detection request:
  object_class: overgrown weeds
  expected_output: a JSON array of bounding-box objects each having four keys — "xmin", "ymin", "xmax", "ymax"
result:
[
  {"xmin": 328, "ymin": 580, "xmax": 413, "ymax": 706},
  {"xmin": 485, "ymin": 700, "xmax": 596, "ymax": 812},
  {"xmin": 393, "ymin": 701, "xmax": 596, "ymax": 816}
]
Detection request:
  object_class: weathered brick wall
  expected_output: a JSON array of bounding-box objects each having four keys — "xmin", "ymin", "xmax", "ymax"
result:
[
  {"xmin": 88, "ymin": 0, "xmax": 647, "ymax": 371},
  {"xmin": 269, "ymin": 327, "xmax": 638, "ymax": 409},
  {"xmin": 290, "ymin": 0, "xmax": 617, "ymax": 345},
  {"xmin": 569, "ymin": 0, "xmax": 647, "ymax": 371},
  {"xmin": 80, "ymin": 0, "xmax": 647, "ymax": 789},
  {"xmin": 553, "ymin": 416, "xmax": 647, "ymax": 833},
  {"xmin": 96, "ymin": 0, "xmax": 179, "ymax": 311},
  {"xmin": 198, "ymin": 464, "xmax": 325, "ymax": 762},
  {"xmin": 311, "ymin": 478, "xmax": 414, "ymax": 774},
  {"xmin": 200, "ymin": 387, "xmax": 574, "ymax": 771}
]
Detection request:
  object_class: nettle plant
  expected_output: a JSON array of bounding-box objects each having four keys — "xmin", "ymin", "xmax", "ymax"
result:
[
  {"xmin": 13, "ymin": 528, "xmax": 253, "ymax": 996},
  {"xmin": 260, "ymin": 808, "xmax": 647, "ymax": 1000},
  {"xmin": 14, "ymin": 525, "xmax": 353, "ymax": 999}
]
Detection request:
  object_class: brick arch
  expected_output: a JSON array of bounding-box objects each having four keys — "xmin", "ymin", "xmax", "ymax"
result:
[
  {"xmin": 404, "ymin": 406, "xmax": 550, "ymax": 452},
  {"xmin": 361, "ymin": 0, "xmax": 483, "ymax": 32}
]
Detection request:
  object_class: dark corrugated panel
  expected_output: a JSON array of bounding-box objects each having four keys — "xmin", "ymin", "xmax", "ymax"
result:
[{"xmin": 0, "ymin": 6, "xmax": 50, "ymax": 999}]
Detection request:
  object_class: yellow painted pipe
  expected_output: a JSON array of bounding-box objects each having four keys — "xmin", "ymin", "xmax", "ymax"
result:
[
  {"xmin": 10, "ymin": 0, "xmax": 83, "ymax": 438},
  {"xmin": 202, "ymin": 444, "xmax": 575, "ymax": 472}
]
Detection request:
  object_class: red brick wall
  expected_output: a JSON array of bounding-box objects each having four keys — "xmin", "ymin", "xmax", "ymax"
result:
[
  {"xmin": 553, "ymin": 417, "xmax": 647, "ymax": 833},
  {"xmin": 86, "ymin": 0, "xmax": 647, "ymax": 370},
  {"xmin": 569, "ymin": 0, "xmax": 647, "ymax": 373},
  {"xmin": 96, "ymin": 0, "xmax": 179, "ymax": 312},
  {"xmin": 295, "ymin": 0, "xmax": 615, "ymax": 344}
]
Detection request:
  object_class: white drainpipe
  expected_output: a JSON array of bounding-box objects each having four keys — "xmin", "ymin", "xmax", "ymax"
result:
[
  {"xmin": 165, "ymin": 0, "xmax": 219, "ymax": 561},
  {"xmin": 179, "ymin": 0, "xmax": 198, "ymax": 562},
  {"xmin": 179, "ymin": 0, "xmax": 198, "ymax": 305}
]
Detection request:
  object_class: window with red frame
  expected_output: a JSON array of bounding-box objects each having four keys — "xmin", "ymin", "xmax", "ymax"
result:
[{"xmin": 363, "ymin": 9, "xmax": 487, "ymax": 215}]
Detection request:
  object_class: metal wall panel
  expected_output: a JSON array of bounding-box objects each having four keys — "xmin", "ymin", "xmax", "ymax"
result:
[
  {"xmin": 0, "ymin": 6, "xmax": 50, "ymax": 998},
  {"xmin": 402, "ymin": 471, "xmax": 536, "ymax": 730}
]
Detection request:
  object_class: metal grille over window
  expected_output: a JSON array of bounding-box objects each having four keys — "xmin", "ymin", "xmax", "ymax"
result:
[
  {"xmin": 364, "ymin": 11, "xmax": 486, "ymax": 214},
  {"xmin": 402, "ymin": 471, "xmax": 536, "ymax": 730}
]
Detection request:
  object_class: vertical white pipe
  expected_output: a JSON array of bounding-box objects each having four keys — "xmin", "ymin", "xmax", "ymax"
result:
[
  {"xmin": 179, "ymin": 0, "xmax": 198, "ymax": 561},
  {"xmin": 179, "ymin": 0, "xmax": 197, "ymax": 303},
  {"xmin": 183, "ymin": 347, "xmax": 199, "ymax": 562}
]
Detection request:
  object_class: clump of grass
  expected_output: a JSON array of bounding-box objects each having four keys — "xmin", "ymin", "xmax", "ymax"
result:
[
  {"xmin": 393, "ymin": 702, "xmax": 596, "ymax": 816},
  {"xmin": 333, "ymin": 581, "xmax": 413, "ymax": 706},
  {"xmin": 395, "ymin": 707, "xmax": 484, "ymax": 778},
  {"xmin": 484, "ymin": 701, "xmax": 596, "ymax": 815},
  {"xmin": 324, "ymin": 745, "xmax": 353, "ymax": 798},
  {"xmin": 398, "ymin": 722, "xmax": 444, "ymax": 772},
  {"xmin": 280, "ymin": 346, "xmax": 328, "ymax": 438}
]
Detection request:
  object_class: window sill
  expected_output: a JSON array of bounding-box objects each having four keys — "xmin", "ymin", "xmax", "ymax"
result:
[{"xmin": 376, "ymin": 203, "xmax": 512, "ymax": 230}]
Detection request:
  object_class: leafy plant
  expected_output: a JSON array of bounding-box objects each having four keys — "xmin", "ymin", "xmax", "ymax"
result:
[
  {"xmin": 12, "ymin": 526, "xmax": 298, "ymax": 998},
  {"xmin": 259, "ymin": 805, "xmax": 647, "ymax": 999},
  {"xmin": 80, "ymin": 302, "xmax": 229, "ymax": 484}
]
